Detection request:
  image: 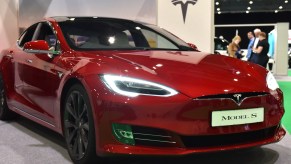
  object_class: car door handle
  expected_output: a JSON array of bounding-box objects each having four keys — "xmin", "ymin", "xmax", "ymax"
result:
[{"xmin": 26, "ymin": 59, "xmax": 33, "ymax": 63}]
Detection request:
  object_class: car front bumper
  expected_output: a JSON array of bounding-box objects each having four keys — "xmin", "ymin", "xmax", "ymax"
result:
[
  {"xmin": 85, "ymin": 79, "xmax": 285, "ymax": 156},
  {"xmin": 104, "ymin": 125, "xmax": 285, "ymax": 155}
]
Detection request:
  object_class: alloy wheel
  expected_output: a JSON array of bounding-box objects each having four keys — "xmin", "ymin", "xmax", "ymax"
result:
[{"xmin": 64, "ymin": 91, "xmax": 89, "ymax": 160}]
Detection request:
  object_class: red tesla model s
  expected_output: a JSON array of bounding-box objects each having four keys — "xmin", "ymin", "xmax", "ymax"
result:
[{"xmin": 0, "ymin": 17, "xmax": 285, "ymax": 163}]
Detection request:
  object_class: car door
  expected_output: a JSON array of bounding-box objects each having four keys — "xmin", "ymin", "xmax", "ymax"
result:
[
  {"xmin": 19, "ymin": 22, "xmax": 62, "ymax": 125},
  {"xmin": 8, "ymin": 23, "xmax": 39, "ymax": 111}
]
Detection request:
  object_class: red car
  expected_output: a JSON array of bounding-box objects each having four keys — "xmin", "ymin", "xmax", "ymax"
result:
[{"xmin": 0, "ymin": 17, "xmax": 285, "ymax": 163}]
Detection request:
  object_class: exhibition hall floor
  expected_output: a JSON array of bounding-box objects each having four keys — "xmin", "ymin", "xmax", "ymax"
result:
[
  {"xmin": 0, "ymin": 117, "xmax": 290, "ymax": 164},
  {"xmin": 0, "ymin": 71, "xmax": 290, "ymax": 164}
]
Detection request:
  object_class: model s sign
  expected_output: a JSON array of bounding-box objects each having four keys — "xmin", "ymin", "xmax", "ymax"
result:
[
  {"xmin": 211, "ymin": 108, "xmax": 264, "ymax": 127},
  {"xmin": 172, "ymin": 0, "xmax": 198, "ymax": 23}
]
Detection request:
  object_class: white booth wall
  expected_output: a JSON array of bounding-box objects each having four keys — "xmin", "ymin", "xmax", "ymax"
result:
[
  {"xmin": 274, "ymin": 23, "xmax": 289, "ymax": 76},
  {"xmin": 0, "ymin": 0, "xmax": 214, "ymax": 53},
  {"xmin": 18, "ymin": 0, "xmax": 157, "ymax": 28},
  {"xmin": 157, "ymin": 1, "xmax": 214, "ymax": 52},
  {"xmin": 0, "ymin": 0, "xmax": 18, "ymax": 52}
]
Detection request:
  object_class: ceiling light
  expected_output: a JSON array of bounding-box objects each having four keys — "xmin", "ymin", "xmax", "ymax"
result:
[
  {"xmin": 275, "ymin": 10, "xmax": 279, "ymax": 13},
  {"xmin": 217, "ymin": 8, "xmax": 221, "ymax": 11},
  {"xmin": 249, "ymin": 1, "xmax": 253, "ymax": 4},
  {"xmin": 285, "ymin": 0, "xmax": 288, "ymax": 3},
  {"xmin": 246, "ymin": 11, "xmax": 250, "ymax": 14},
  {"xmin": 247, "ymin": 7, "xmax": 251, "ymax": 10},
  {"xmin": 279, "ymin": 6, "xmax": 283, "ymax": 9},
  {"xmin": 216, "ymin": 2, "xmax": 220, "ymax": 5}
]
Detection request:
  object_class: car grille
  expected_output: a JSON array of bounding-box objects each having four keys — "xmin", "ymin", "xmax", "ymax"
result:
[
  {"xmin": 131, "ymin": 125, "xmax": 277, "ymax": 148},
  {"xmin": 195, "ymin": 92, "xmax": 268, "ymax": 100},
  {"xmin": 193, "ymin": 92, "xmax": 269, "ymax": 105},
  {"xmin": 181, "ymin": 126, "xmax": 277, "ymax": 148},
  {"xmin": 132, "ymin": 126, "xmax": 177, "ymax": 147}
]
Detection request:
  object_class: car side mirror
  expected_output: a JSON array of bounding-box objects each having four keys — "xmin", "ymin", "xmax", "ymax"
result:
[
  {"xmin": 187, "ymin": 43, "xmax": 199, "ymax": 51},
  {"xmin": 23, "ymin": 40, "xmax": 60, "ymax": 57}
]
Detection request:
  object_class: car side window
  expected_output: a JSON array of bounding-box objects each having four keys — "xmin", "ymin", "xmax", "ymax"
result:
[
  {"xmin": 18, "ymin": 23, "xmax": 38, "ymax": 47},
  {"xmin": 36, "ymin": 23, "xmax": 57, "ymax": 49}
]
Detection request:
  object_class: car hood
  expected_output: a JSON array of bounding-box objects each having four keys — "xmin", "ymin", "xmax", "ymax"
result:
[{"xmin": 96, "ymin": 50, "xmax": 269, "ymax": 98}]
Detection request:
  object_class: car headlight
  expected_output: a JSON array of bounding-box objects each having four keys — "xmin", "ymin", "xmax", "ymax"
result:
[
  {"xmin": 101, "ymin": 75, "xmax": 178, "ymax": 97},
  {"xmin": 266, "ymin": 72, "xmax": 279, "ymax": 90}
]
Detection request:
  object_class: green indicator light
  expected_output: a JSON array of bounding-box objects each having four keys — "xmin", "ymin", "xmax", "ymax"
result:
[{"xmin": 112, "ymin": 123, "xmax": 135, "ymax": 145}]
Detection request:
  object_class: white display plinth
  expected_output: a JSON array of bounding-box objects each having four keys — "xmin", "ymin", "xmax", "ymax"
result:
[{"xmin": 274, "ymin": 23, "xmax": 289, "ymax": 76}]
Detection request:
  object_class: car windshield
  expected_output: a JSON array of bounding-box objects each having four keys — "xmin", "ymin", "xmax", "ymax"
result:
[{"xmin": 58, "ymin": 18, "xmax": 194, "ymax": 51}]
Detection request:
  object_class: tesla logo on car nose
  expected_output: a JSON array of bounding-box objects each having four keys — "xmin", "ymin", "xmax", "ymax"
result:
[
  {"xmin": 233, "ymin": 94, "xmax": 242, "ymax": 103},
  {"xmin": 172, "ymin": 0, "xmax": 198, "ymax": 23}
]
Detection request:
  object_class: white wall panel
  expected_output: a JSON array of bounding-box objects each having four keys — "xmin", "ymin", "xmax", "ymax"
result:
[
  {"xmin": 19, "ymin": 0, "xmax": 157, "ymax": 28},
  {"xmin": 3, "ymin": 0, "xmax": 214, "ymax": 54},
  {"xmin": 157, "ymin": 0, "xmax": 214, "ymax": 52},
  {"xmin": 0, "ymin": 0, "xmax": 18, "ymax": 51},
  {"xmin": 274, "ymin": 23, "xmax": 289, "ymax": 76}
]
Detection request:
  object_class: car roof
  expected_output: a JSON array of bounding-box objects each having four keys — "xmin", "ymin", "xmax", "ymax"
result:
[{"xmin": 49, "ymin": 16, "xmax": 151, "ymax": 25}]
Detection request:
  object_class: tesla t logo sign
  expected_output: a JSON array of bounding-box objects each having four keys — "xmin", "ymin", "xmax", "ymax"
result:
[
  {"xmin": 172, "ymin": 0, "xmax": 198, "ymax": 23},
  {"xmin": 233, "ymin": 94, "xmax": 242, "ymax": 103}
]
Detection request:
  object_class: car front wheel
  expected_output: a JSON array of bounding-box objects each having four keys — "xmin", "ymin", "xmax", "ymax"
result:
[{"xmin": 63, "ymin": 84, "xmax": 99, "ymax": 164}]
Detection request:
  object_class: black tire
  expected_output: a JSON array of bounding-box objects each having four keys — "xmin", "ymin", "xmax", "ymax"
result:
[
  {"xmin": 63, "ymin": 84, "xmax": 100, "ymax": 164},
  {"xmin": 0, "ymin": 75, "xmax": 15, "ymax": 120}
]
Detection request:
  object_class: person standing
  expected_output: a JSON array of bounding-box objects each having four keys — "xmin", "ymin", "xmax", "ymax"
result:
[
  {"xmin": 227, "ymin": 35, "xmax": 243, "ymax": 59},
  {"xmin": 249, "ymin": 28, "xmax": 261, "ymax": 61},
  {"xmin": 251, "ymin": 32, "xmax": 270, "ymax": 68},
  {"xmin": 246, "ymin": 32, "xmax": 255, "ymax": 61},
  {"xmin": 253, "ymin": 28, "xmax": 261, "ymax": 48}
]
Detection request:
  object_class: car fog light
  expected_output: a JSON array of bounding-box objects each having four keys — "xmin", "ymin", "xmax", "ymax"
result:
[{"xmin": 112, "ymin": 123, "xmax": 135, "ymax": 145}]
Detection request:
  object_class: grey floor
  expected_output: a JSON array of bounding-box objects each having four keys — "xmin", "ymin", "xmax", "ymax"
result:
[{"xmin": 0, "ymin": 117, "xmax": 290, "ymax": 164}]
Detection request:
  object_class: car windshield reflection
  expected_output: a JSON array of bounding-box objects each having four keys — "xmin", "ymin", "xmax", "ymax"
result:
[{"xmin": 58, "ymin": 18, "xmax": 194, "ymax": 51}]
